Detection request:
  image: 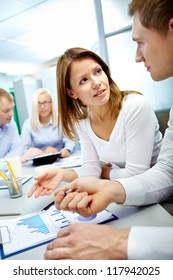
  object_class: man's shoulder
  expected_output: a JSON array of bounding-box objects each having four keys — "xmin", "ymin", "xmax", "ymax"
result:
[
  {"xmin": 10, "ymin": 119, "xmax": 18, "ymax": 127},
  {"xmin": 7, "ymin": 119, "xmax": 19, "ymax": 133}
]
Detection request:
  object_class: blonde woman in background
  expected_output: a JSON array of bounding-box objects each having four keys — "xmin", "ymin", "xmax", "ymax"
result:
[{"xmin": 21, "ymin": 88, "xmax": 75, "ymax": 163}]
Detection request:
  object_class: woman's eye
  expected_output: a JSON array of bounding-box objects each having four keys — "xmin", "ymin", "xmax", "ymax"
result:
[
  {"xmin": 96, "ymin": 68, "xmax": 102, "ymax": 74},
  {"xmin": 80, "ymin": 78, "xmax": 87, "ymax": 85}
]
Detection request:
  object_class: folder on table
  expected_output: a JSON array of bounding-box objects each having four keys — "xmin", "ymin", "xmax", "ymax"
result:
[{"xmin": 0, "ymin": 204, "xmax": 118, "ymax": 259}]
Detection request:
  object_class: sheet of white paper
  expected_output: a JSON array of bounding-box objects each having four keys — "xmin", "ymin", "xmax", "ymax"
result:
[{"xmin": 53, "ymin": 155, "xmax": 82, "ymax": 168}]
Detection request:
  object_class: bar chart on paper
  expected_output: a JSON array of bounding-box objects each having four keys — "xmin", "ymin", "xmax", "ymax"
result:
[
  {"xmin": 16, "ymin": 209, "xmax": 72, "ymax": 238},
  {"xmin": 47, "ymin": 206, "xmax": 117, "ymax": 226},
  {"xmin": 17, "ymin": 215, "xmax": 50, "ymax": 235}
]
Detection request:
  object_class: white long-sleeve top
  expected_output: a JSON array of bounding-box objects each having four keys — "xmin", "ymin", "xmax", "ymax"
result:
[
  {"xmin": 117, "ymin": 107, "xmax": 173, "ymax": 260},
  {"xmin": 75, "ymin": 94, "xmax": 162, "ymax": 179},
  {"xmin": 128, "ymin": 226, "xmax": 173, "ymax": 259},
  {"xmin": 118, "ymin": 106, "xmax": 173, "ymax": 206}
]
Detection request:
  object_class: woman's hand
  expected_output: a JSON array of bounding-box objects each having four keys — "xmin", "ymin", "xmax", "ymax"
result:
[
  {"xmin": 43, "ymin": 146, "xmax": 58, "ymax": 155},
  {"xmin": 27, "ymin": 167, "xmax": 65, "ymax": 198},
  {"xmin": 101, "ymin": 162, "xmax": 112, "ymax": 179},
  {"xmin": 27, "ymin": 167, "xmax": 78, "ymax": 198},
  {"xmin": 21, "ymin": 147, "xmax": 44, "ymax": 163},
  {"xmin": 60, "ymin": 148, "xmax": 71, "ymax": 158}
]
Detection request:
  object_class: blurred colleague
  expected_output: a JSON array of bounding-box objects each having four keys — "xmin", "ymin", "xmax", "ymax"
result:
[
  {"xmin": 21, "ymin": 88, "xmax": 75, "ymax": 163},
  {"xmin": 0, "ymin": 88, "xmax": 23, "ymax": 166},
  {"xmin": 44, "ymin": 0, "xmax": 173, "ymax": 260},
  {"xmin": 28, "ymin": 48, "xmax": 162, "ymax": 198}
]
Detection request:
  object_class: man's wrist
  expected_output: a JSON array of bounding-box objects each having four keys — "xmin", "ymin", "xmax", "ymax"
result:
[
  {"xmin": 113, "ymin": 228, "xmax": 130, "ymax": 259},
  {"xmin": 107, "ymin": 180, "xmax": 126, "ymax": 204}
]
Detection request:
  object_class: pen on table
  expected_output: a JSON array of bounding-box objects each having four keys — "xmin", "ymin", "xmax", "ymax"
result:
[{"xmin": 0, "ymin": 213, "xmax": 21, "ymax": 216}]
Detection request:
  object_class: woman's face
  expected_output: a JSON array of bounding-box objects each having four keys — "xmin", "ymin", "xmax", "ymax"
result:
[
  {"xmin": 68, "ymin": 57, "xmax": 110, "ymax": 108},
  {"xmin": 38, "ymin": 93, "xmax": 52, "ymax": 118}
]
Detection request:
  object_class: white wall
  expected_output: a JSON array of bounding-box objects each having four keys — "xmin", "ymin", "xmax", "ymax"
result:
[
  {"xmin": 40, "ymin": 66, "xmax": 57, "ymax": 109},
  {"xmin": 0, "ymin": 73, "xmax": 14, "ymax": 90},
  {"xmin": 13, "ymin": 77, "xmax": 38, "ymax": 130}
]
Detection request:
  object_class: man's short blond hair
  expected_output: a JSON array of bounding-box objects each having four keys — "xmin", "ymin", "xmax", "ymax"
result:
[{"xmin": 0, "ymin": 88, "xmax": 14, "ymax": 102}]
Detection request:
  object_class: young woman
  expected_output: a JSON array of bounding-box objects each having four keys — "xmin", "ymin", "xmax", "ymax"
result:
[
  {"xmin": 21, "ymin": 88, "xmax": 75, "ymax": 163},
  {"xmin": 28, "ymin": 47, "xmax": 162, "ymax": 198}
]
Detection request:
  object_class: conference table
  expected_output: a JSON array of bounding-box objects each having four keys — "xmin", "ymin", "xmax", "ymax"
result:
[{"xmin": 0, "ymin": 155, "xmax": 173, "ymax": 260}]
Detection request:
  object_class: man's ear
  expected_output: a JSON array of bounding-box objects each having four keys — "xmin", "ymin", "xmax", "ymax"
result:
[
  {"xmin": 66, "ymin": 89, "xmax": 77, "ymax": 99},
  {"xmin": 169, "ymin": 18, "xmax": 173, "ymax": 32}
]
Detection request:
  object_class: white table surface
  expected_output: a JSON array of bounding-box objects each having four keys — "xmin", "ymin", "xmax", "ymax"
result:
[{"xmin": 0, "ymin": 160, "xmax": 173, "ymax": 260}]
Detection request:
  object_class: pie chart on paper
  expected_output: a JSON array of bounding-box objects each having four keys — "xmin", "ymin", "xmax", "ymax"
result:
[{"xmin": 77, "ymin": 214, "xmax": 97, "ymax": 222}]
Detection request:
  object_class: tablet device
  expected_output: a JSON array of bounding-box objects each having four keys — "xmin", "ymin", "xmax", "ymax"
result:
[{"xmin": 29, "ymin": 152, "xmax": 61, "ymax": 166}]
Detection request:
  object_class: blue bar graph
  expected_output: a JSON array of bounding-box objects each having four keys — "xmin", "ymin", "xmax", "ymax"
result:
[
  {"xmin": 50, "ymin": 209, "xmax": 71, "ymax": 228},
  {"xmin": 17, "ymin": 215, "xmax": 50, "ymax": 234}
]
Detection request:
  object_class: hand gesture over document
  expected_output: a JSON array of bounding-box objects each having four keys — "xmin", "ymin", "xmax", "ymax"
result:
[
  {"xmin": 28, "ymin": 167, "xmax": 62, "ymax": 198},
  {"xmin": 27, "ymin": 167, "xmax": 77, "ymax": 198},
  {"xmin": 54, "ymin": 177, "xmax": 126, "ymax": 217}
]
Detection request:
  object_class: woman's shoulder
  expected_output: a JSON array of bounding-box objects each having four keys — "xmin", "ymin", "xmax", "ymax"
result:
[
  {"xmin": 76, "ymin": 117, "xmax": 90, "ymax": 132},
  {"xmin": 22, "ymin": 118, "xmax": 32, "ymax": 128},
  {"xmin": 123, "ymin": 92, "xmax": 150, "ymax": 107},
  {"xmin": 122, "ymin": 93, "xmax": 154, "ymax": 119}
]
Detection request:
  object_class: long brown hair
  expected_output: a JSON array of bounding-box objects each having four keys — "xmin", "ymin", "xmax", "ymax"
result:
[{"xmin": 56, "ymin": 47, "xmax": 140, "ymax": 139}]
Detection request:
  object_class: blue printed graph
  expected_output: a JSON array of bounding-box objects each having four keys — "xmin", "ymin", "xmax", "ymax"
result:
[
  {"xmin": 50, "ymin": 209, "xmax": 71, "ymax": 228},
  {"xmin": 17, "ymin": 215, "xmax": 50, "ymax": 234}
]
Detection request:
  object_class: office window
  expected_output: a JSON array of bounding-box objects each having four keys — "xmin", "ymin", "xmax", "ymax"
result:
[
  {"xmin": 107, "ymin": 32, "xmax": 173, "ymax": 110},
  {"xmin": 101, "ymin": 0, "xmax": 131, "ymax": 33}
]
